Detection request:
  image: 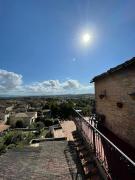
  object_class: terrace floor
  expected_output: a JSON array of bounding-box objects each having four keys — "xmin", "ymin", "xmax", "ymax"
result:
[
  {"xmin": 61, "ymin": 120, "xmax": 76, "ymax": 141},
  {"xmin": 0, "ymin": 140, "xmax": 83, "ymax": 180},
  {"xmin": 0, "ymin": 121, "xmax": 103, "ymax": 180}
]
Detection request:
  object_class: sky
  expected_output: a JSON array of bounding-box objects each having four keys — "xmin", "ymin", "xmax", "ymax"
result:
[{"xmin": 0, "ymin": 0, "xmax": 135, "ymax": 96}]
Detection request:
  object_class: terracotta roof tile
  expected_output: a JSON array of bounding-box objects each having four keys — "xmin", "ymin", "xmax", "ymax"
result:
[
  {"xmin": 91, "ymin": 57, "xmax": 135, "ymax": 82},
  {"xmin": 0, "ymin": 124, "xmax": 10, "ymax": 133}
]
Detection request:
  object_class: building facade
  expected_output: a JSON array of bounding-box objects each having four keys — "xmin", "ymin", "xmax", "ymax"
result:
[{"xmin": 92, "ymin": 57, "xmax": 135, "ymax": 148}]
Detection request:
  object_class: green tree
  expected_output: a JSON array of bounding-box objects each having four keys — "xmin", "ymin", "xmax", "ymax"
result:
[{"xmin": 36, "ymin": 121, "xmax": 45, "ymax": 129}]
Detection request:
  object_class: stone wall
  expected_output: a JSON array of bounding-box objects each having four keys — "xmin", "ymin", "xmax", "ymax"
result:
[{"xmin": 95, "ymin": 66, "xmax": 135, "ymax": 148}]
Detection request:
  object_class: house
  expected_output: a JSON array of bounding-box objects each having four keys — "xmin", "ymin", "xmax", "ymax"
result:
[
  {"xmin": 91, "ymin": 57, "xmax": 135, "ymax": 149},
  {"xmin": 9, "ymin": 112, "xmax": 37, "ymax": 128},
  {"xmin": 13, "ymin": 103, "xmax": 28, "ymax": 113},
  {"xmin": 15, "ymin": 112, "xmax": 37, "ymax": 124},
  {"xmin": 6, "ymin": 106, "xmax": 14, "ymax": 112}
]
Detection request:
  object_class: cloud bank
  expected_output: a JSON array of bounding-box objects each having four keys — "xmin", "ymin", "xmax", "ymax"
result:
[
  {"xmin": 0, "ymin": 70, "xmax": 22, "ymax": 91},
  {"xmin": 0, "ymin": 69, "xmax": 94, "ymax": 96}
]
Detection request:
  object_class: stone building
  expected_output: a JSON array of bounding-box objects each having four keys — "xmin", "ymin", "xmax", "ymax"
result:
[
  {"xmin": 91, "ymin": 57, "xmax": 135, "ymax": 149},
  {"xmin": 9, "ymin": 112, "xmax": 37, "ymax": 128}
]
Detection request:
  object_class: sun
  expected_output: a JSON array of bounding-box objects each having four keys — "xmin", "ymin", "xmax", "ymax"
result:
[
  {"xmin": 83, "ymin": 33, "xmax": 90, "ymax": 42},
  {"xmin": 81, "ymin": 33, "xmax": 92, "ymax": 45}
]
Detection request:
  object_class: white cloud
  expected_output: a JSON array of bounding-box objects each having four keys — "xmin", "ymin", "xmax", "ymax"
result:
[
  {"xmin": 26, "ymin": 80, "xmax": 61, "ymax": 94},
  {"xmin": 26, "ymin": 79, "xmax": 93, "ymax": 95},
  {"xmin": 0, "ymin": 69, "xmax": 94, "ymax": 96},
  {"xmin": 62, "ymin": 79, "xmax": 80, "ymax": 89},
  {"xmin": 0, "ymin": 69, "xmax": 22, "ymax": 91}
]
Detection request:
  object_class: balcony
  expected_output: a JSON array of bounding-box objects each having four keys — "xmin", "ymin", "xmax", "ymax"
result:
[{"xmin": 73, "ymin": 109, "xmax": 135, "ymax": 180}]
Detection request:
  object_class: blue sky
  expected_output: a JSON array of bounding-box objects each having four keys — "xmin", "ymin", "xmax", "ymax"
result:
[{"xmin": 0, "ymin": 0, "xmax": 135, "ymax": 96}]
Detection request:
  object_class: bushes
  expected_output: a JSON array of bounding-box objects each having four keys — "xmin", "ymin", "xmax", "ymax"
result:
[
  {"xmin": 3, "ymin": 131, "xmax": 23, "ymax": 146},
  {"xmin": 25, "ymin": 132, "xmax": 35, "ymax": 143},
  {"xmin": 7, "ymin": 144, "xmax": 16, "ymax": 149},
  {"xmin": 35, "ymin": 122, "xmax": 45, "ymax": 129},
  {"xmin": 0, "ymin": 144, "xmax": 6, "ymax": 153},
  {"xmin": 3, "ymin": 133, "xmax": 13, "ymax": 146},
  {"xmin": 44, "ymin": 119, "xmax": 53, "ymax": 127},
  {"xmin": 34, "ymin": 118, "xmax": 54, "ymax": 128},
  {"xmin": 50, "ymin": 102, "xmax": 74, "ymax": 119},
  {"xmin": 53, "ymin": 119, "xmax": 59, "ymax": 125},
  {"xmin": 0, "ymin": 131, "xmax": 23, "ymax": 154},
  {"xmin": 0, "ymin": 130, "xmax": 38, "ymax": 154},
  {"xmin": 30, "ymin": 118, "xmax": 59, "ymax": 130},
  {"xmin": 0, "ymin": 140, "xmax": 6, "ymax": 154}
]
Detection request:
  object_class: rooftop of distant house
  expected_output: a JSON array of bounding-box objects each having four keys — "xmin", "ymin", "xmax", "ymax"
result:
[
  {"xmin": 11, "ymin": 112, "xmax": 37, "ymax": 118},
  {"xmin": 6, "ymin": 106, "xmax": 14, "ymax": 112},
  {"xmin": 91, "ymin": 57, "xmax": 135, "ymax": 82},
  {"xmin": 0, "ymin": 124, "xmax": 10, "ymax": 133}
]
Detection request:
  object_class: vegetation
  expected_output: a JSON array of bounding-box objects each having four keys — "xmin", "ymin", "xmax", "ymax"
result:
[
  {"xmin": 47, "ymin": 99, "xmax": 95, "ymax": 118},
  {"xmin": 0, "ymin": 130, "xmax": 43, "ymax": 154}
]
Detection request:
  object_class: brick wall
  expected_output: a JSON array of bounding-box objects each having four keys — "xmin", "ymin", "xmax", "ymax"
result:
[{"xmin": 95, "ymin": 66, "xmax": 135, "ymax": 148}]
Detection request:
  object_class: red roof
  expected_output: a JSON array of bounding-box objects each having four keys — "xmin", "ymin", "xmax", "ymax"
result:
[{"xmin": 0, "ymin": 124, "xmax": 10, "ymax": 133}]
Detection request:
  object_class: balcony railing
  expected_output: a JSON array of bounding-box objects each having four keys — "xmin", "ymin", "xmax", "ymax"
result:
[{"xmin": 73, "ymin": 109, "xmax": 135, "ymax": 180}]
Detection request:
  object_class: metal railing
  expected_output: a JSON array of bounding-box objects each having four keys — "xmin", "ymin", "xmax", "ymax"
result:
[{"xmin": 73, "ymin": 109, "xmax": 135, "ymax": 179}]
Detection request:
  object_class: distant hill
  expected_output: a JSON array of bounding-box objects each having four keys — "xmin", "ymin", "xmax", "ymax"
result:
[{"xmin": 0, "ymin": 93, "xmax": 94, "ymax": 100}]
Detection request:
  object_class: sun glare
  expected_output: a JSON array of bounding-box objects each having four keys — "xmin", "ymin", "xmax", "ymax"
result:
[
  {"xmin": 83, "ymin": 33, "xmax": 90, "ymax": 42},
  {"xmin": 81, "ymin": 32, "xmax": 92, "ymax": 46}
]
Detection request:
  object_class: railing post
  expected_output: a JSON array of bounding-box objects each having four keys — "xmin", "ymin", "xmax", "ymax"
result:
[
  {"xmin": 93, "ymin": 117, "xmax": 97, "ymax": 154},
  {"xmin": 93, "ymin": 128, "xmax": 96, "ymax": 153}
]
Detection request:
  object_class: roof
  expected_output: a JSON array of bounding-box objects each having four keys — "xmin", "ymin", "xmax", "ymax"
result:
[
  {"xmin": 15, "ymin": 113, "xmax": 28, "ymax": 118},
  {"xmin": 6, "ymin": 106, "xmax": 14, "ymax": 111},
  {"xmin": 91, "ymin": 57, "xmax": 135, "ymax": 82},
  {"xmin": 14, "ymin": 112, "xmax": 36, "ymax": 118},
  {"xmin": 0, "ymin": 124, "xmax": 10, "ymax": 133},
  {"xmin": 26, "ymin": 112, "xmax": 37, "ymax": 117},
  {"xmin": 0, "ymin": 140, "xmax": 82, "ymax": 179},
  {"xmin": 43, "ymin": 109, "xmax": 51, "ymax": 112}
]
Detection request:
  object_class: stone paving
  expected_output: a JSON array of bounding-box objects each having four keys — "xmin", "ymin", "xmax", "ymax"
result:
[
  {"xmin": 53, "ymin": 128, "xmax": 65, "ymax": 138},
  {"xmin": 0, "ymin": 140, "xmax": 81, "ymax": 180},
  {"xmin": 61, "ymin": 120, "xmax": 76, "ymax": 141}
]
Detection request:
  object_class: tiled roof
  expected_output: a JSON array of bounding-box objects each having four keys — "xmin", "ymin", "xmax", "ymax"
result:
[
  {"xmin": 91, "ymin": 57, "xmax": 135, "ymax": 82},
  {"xmin": 15, "ymin": 113, "xmax": 28, "ymax": 118},
  {"xmin": 0, "ymin": 140, "xmax": 82, "ymax": 179},
  {"xmin": 14, "ymin": 112, "xmax": 36, "ymax": 118},
  {"xmin": 0, "ymin": 124, "xmax": 10, "ymax": 133}
]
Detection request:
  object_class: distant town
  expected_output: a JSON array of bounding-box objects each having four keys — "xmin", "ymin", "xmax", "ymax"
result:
[{"xmin": 0, "ymin": 93, "xmax": 94, "ymax": 149}]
